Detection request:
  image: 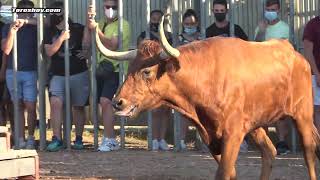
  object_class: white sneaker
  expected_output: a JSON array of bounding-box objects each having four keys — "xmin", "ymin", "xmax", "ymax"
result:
[
  {"xmin": 152, "ymin": 139, "xmax": 159, "ymax": 151},
  {"xmin": 98, "ymin": 137, "xmax": 120, "ymax": 152},
  {"xmin": 180, "ymin": 140, "xmax": 187, "ymax": 150},
  {"xmin": 159, "ymin": 139, "xmax": 169, "ymax": 151},
  {"xmin": 26, "ymin": 136, "xmax": 35, "ymax": 149},
  {"xmin": 240, "ymin": 140, "xmax": 248, "ymax": 153}
]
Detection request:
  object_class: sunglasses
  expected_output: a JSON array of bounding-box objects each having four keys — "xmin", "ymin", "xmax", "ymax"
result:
[{"xmin": 105, "ymin": 5, "xmax": 118, "ymax": 10}]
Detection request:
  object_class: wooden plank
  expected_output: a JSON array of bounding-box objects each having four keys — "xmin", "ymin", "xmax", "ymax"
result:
[
  {"xmin": 0, "ymin": 157, "xmax": 36, "ymax": 178},
  {"xmin": 0, "ymin": 137, "xmax": 8, "ymax": 152},
  {"xmin": 0, "ymin": 150, "xmax": 38, "ymax": 161},
  {"xmin": 0, "ymin": 126, "xmax": 8, "ymax": 133}
]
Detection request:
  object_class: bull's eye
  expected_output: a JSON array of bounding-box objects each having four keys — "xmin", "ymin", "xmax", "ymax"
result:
[{"xmin": 143, "ymin": 69, "xmax": 151, "ymax": 78}]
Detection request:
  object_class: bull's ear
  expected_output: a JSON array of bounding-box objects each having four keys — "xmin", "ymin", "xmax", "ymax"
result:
[{"xmin": 164, "ymin": 58, "xmax": 180, "ymax": 74}]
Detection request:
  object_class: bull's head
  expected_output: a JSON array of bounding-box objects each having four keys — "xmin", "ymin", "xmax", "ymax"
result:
[{"xmin": 96, "ymin": 17, "xmax": 181, "ymax": 118}]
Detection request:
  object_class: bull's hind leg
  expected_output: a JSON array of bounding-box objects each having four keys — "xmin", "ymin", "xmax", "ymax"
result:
[
  {"xmin": 293, "ymin": 111, "xmax": 318, "ymax": 180},
  {"xmin": 250, "ymin": 128, "xmax": 276, "ymax": 180}
]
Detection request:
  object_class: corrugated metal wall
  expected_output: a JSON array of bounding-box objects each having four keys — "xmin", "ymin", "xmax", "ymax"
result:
[{"xmin": 52, "ymin": 0, "xmax": 318, "ymax": 50}]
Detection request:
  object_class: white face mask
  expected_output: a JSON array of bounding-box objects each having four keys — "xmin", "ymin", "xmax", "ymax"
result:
[{"xmin": 105, "ymin": 8, "xmax": 117, "ymax": 19}]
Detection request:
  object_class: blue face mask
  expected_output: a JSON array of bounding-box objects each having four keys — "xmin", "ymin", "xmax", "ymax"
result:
[
  {"xmin": 184, "ymin": 26, "xmax": 197, "ymax": 35},
  {"xmin": 264, "ymin": 11, "xmax": 278, "ymax": 21}
]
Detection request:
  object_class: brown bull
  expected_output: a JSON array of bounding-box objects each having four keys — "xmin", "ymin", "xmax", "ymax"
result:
[{"xmin": 95, "ymin": 17, "xmax": 320, "ymax": 180}]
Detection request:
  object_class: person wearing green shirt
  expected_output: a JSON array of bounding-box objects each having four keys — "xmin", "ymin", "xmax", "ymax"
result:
[
  {"xmin": 84, "ymin": 0, "xmax": 130, "ymax": 152},
  {"xmin": 254, "ymin": 0, "xmax": 291, "ymax": 156}
]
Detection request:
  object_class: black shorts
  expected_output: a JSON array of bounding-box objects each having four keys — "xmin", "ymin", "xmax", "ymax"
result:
[
  {"xmin": 97, "ymin": 72, "xmax": 119, "ymax": 101},
  {"xmin": 0, "ymin": 82, "xmax": 11, "ymax": 102}
]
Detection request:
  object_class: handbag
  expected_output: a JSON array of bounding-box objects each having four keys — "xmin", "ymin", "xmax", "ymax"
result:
[{"xmin": 96, "ymin": 60, "xmax": 116, "ymax": 79}]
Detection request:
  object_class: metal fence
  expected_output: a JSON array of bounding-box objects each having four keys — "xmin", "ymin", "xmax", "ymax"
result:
[{"xmin": 3, "ymin": 0, "xmax": 319, "ymax": 151}]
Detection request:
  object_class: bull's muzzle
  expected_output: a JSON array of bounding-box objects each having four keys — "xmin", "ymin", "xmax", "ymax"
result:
[{"xmin": 112, "ymin": 98, "xmax": 127, "ymax": 111}]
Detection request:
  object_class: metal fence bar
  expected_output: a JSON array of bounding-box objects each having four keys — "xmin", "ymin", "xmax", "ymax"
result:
[
  {"xmin": 90, "ymin": 0, "xmax": 99, "ymax": 150},
  {"xmin": 38, "ymin": 0, "xmax": 46, "ymax": 151},
  {"xmin": 12, "ymin": 0, "xmax": 20, "ymax": 150},
  {"xmin": 289, "ymin": 0, "xmax": 297, "ymax": 154},
  {"xmin": 118, "ymin": 0, "xmax": 126, "ymax": 149},
  {"xmin": 172, "ymin": 0, "xmax": 181, "ymax": 152},
  {"xmin": 229, "ymin": 0, "xmax": 235, "ymax": 37},
  {"xmin": 145, "ymin": 0, "xmax": 153, "ymax": 151},
  {"xmin": 200, "ymin": 0, "xmax": 206, "ymax": 39},
  {"xmin": 64, "ymin": 0, "xmax": 71, "ymax": 150}
]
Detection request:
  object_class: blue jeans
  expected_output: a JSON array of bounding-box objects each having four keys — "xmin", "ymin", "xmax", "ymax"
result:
[{"xmin": 6, "ymin": 70, "xmax": 37, "ymax": 102}]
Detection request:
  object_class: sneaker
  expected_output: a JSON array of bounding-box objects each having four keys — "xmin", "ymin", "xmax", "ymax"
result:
[
  {"xmin": 159, "ymin": 139, "xmax": 169, "ymax": 151},
  {"xmin": 240, "ymin": 140, "xmax": 249, "ymax": 153},
  {"xmin": 180, "ymin": 140, "xmax": 187, "ymax": 150},
  {"xmin": 98, "ymin": 137, "xmax": 120, "ymax": 152},
  {"xmin": 72, "ymin": 136, "xmax": 84, "ymax": 150},
  {"xmin": 47, "ymin": 136, "xmax": 63, "ymax": 152},
  {"xmin": 26, "ymin": 136, "xmax": 36, "ymax": 149},
  {"xmin": 13, "ymin": 137, "xmax": 26, "ymax": 149},
  {"xmin": 152, "ymin": 139, "xmax": 159, "ymax": 151},
  {"xmin": 276, "ymin": 141, "xmax": 290, "ymax": 155}
]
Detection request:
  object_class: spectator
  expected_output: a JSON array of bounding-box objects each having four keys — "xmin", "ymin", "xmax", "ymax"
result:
[
  {"xmin": 254, "ymin": 0, "xmax": 289, "ymax": 42},
  {"xmin": 303, "ymin": 16, "xmax": 320, "ymax": 135},
  {"xmin": 206, "ymin": 0, "xmax": 248, "ymax": 40},
  {"xmin": 137, "ymin": 10, "xmax": 172, "ymax": 46},
  {"xmin": 206, "ymin": 0, "xmax": 249, "ymax": 152},
  {"xmin": 44, "ymin": 1, "xmax": 90, "ymax": 151},
  {"xmin": 1, "ymin": 0, "xmax": 38, "ymax": 149},
  {"xmin": 85, "ymin": 0, "xmax": 131, "ymax": 152},
  {"xmin": 0, "ymin": 1, "xmax": 7, "ymax": 126},
  {"xmin": 254, "ymin": 0, "xmax": 290, "ymax": 155},
  {"xmin": 178, "ymin": 9, "xmax": 201, "ymax": 150},
  {"xmin": 137, "ymin": 9, "xmax": 173, "ymax": 151}
]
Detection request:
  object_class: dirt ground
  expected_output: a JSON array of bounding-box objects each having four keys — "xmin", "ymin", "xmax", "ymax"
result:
[{"xmin": 39, "ymin": 137, "xmax": 320, "ymax": 180}]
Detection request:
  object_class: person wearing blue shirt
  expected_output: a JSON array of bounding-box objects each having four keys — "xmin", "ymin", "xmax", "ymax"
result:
[{"xmin": 1, "ymin": 0, "xmax": 38, "ymax": 149}]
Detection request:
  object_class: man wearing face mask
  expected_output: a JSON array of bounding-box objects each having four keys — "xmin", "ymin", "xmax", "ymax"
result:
[
  {"xmin": 1, "ymin": 0, "xmax": 38, "ymax": 149},
  {"xmin": 44, "ymin": 1, "xmax": 90, "ymax": 152},
  {"xmin": 206, "ymin": 0, "xmax": 249, "ymax": 153},
  {"xmin": 254, "ymin": 0, "xmax": 290, "ymax": 156},
  {"xmin": 206, "ymin": 0, "xmax": 248, "ymax": 40},
  {"xmin": 137, "ymin": 10, "xmax": 173, "ymax": 151},
  {"xmin": 254, "ymin": 0, "xmax": 289, "ymax": 42},
  {"xmin": 137, "ymin": 10, "xmax": 172, "ymax": 46},
  {"xmin": 85, "ymin": 0, "xmax": 131, "ymax": 152}
]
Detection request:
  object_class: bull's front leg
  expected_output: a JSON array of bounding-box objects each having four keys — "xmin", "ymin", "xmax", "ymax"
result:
[
  {"xmin": 215, "ymin": 130, "xmax": 245, "ymax": 180},
  {"xmin": 212, "ymin": 155, "xmax": 237, "ymax": 180}
]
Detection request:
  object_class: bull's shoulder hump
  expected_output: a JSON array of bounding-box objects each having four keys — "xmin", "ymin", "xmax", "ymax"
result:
[{"xmin": 249, "ymin": 39, "xmax": 293, "ymax": 49}]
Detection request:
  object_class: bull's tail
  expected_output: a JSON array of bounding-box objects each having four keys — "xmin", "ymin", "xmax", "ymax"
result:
[{"xmin": 312, "ymin": 125, "xmax": 320, "ymax": 160}]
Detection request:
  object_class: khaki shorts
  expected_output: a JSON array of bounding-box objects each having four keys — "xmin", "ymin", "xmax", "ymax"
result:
[{"xmin": 49, "ymin": 71, "xmax": 90, "ymax": 106}]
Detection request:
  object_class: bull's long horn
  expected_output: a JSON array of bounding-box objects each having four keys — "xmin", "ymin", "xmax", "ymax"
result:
[
  {"xmin": 159, "ymin": 16, "xmax": 180, "ymax": 58},
  {"xmin": 95, "ymin": 26, "xmax": 137, "ymax": 61}
]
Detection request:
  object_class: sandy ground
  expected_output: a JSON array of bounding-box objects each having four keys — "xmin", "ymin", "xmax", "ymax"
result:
[{"xmin": 39, "ymin": 137, "xmax": 320, "ymax": 180}]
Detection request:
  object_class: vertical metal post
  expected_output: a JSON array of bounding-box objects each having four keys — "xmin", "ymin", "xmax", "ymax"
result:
[
  {"xmin": 38, "ymin": 0, "xmax": 46, "ymax": 151},
  {"xmin": 289, "ymin": 0, "xmax": 297, "ymax": 154},
  {"xmin": 12, "ymin": 0, "xmax": 20, "ymax": 150},
  {"xmin": 118, "ymin": 0, "xmax": 126, "ymax": 149},
  {"xmin": 229, "ymin": 0, "xmax": 235, "ymax": 37},
  {"xmin": 90, "ymin": 0, "xmax": 99, "ymax": 150},
  {"xmin": 145, "ymin": 0, "xmax": 153, "ymax": 151},
  {"xmin": 200, "ymin": 0, "xmax": 206, "ymax": 39},
  {"xmin": 172, "ymin": 0, "xmax": 181, "ymax": 152},
  {"xmin": 64, "ymin": 0, "xmax": 71, "ymax": 150},
  {"xmin": 146, "ymin": 0, "xmax": 151, "ymax": 40}
]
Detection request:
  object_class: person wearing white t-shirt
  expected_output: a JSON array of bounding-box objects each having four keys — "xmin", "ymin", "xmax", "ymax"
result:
[
  {"xmin": 254, "ymin": 0, "xmax": 289, "ymax": 41},
  {"xmin": 254, "ymin": 0, "xmax": 291, "ymax": 156}
]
